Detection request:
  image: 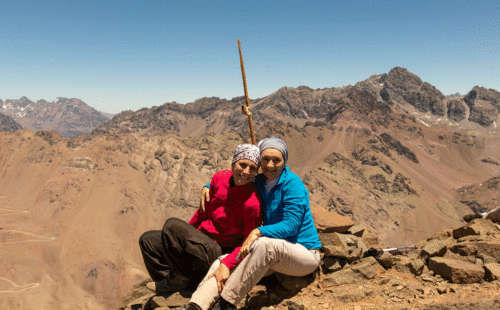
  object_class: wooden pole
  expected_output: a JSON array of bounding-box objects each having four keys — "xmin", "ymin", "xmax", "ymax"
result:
[{"xmin": 238, "ymin": 39, "xmax": 256, "ymax": 145}]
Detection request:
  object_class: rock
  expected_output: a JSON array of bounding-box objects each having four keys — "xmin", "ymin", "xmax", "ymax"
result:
[
  {"xmin": 284, "ymin": 297, "xmax": 305, "ymax": 310},
  {"xmin": 347, "ymin": 224, "xmax": 367, "ymax": 237},
  {"xmin": 477, "ymin": 254, "xmax": 497, "ymax": 264},
  {"xmin": 484, "ymin": 263, "xmax": 500, "ymax": 281},
  {"xmin": 451, "ymin": 240, "xmax": 500, "ymax": 259},
  {"xmin": 319, "ymin": 232, "xmax": 350, "ymax": 258},
  {"xmin": 447, "ymin": 97, "xmax": 468, "ymax": 122},
  {"xmin": 464, "ymin": 86, "xmax": 500, "ymax": 127},
  {"xmin": 348, "ymin": 247, "xmax": 364, "ymax": 262},
  {"xmin": 428, "ymin": 257, "xmax": 485, "ymax": 284},
  {"xmin": 275, "ymin": 272, "xmax": 315, "ymax": 291},
  {"xmin": 362, "ymin": 235, "xmax": 380, "ymax": 247},
  {"xmin": 149, "ymin": 296, "xmax": 170, "ymax": 309},
  {"xmin": 322, "ymin": 257, "xmax": 344, "ymax": 272},
  {"xmin": 453, "ymin": 219, "xmax": 499, "ymax": 239},
  {"xmin": 146, "ymin": 292, "xmax": 190, "ymax": 309},
  {"xmin": 393, "ymin": 256, "xmax": 412, "ymax": 274},
  {"xmin": 325, "ymin": 285, "xmax": 371, "ymax": 303},
  {"xmin": 321, "ymin": 257, "xmax": 384, "ymax": 287},
  {"xmin": 311, "ymin": 204, "xmax": 354, "ymax": 233},
  {"xmin": 468, "ymin": 99, "xmax": 498, "ymax": 127},
  {"xmin": 420, "ymin": 239, "xmax": 447, "ymax": 260},
  {"xmin": 409, "ymin": 258, "xmax": 425, "ymax": 276},
  {"xmin": 146, "ymin": 282, "xmax": 155, "ymax": 291},
  {"xmin": 126, "ymin": 293, "xmax": 155, "ymax": 310},
  {"xmin": 436, "ymin": 286, "xmax": 448, "ymax": 294},
  {"xmin": 377, "ymin": 252, "xmax": 395, "ymax": 268},
  {"xmin": 66, "ymin": 156, "xmax": 95, "ymax": 170}
]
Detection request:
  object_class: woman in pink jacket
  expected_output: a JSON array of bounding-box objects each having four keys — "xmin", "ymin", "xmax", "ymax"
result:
[{"xmin": 139, "ymin": 144, "xmax": 262, "ymax": 295}]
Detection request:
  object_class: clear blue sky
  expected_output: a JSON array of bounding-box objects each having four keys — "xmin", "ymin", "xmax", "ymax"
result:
[{"xmin": 1, "ymin": 0, "xmax": 499, "ymax": 113}]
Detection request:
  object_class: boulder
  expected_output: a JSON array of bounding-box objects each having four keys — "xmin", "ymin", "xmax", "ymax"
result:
[
  {"xmin": 377, "ymin": 252, "xmax": 395, "ymax": 269},
  {"xmin": 322, "ymin": 257, "xmax": 344, "ymax": 272},
  {"xmin": 453, "ymin": 219, "xmax": 499, "ymax": 239},
  {"xmin": 450, "ymin": 240, "xmax": 500, "ymax": 259},
  {"xmin": 319, "ymin": 232, "xmax": 350, "ymax": 258},
  {"xmin": 311, "ymin": 204, "xmax": 354, "ymax": 233},
  {"xmin": 321, "ymin": 257, "xmax": 384, "ymax": 287},
  {"xmin": 420, "ymin": 239, "xmax": 447, "ymax": 260},
  {"xmin": 409, "ymin": 258, "xmax": 426, "ymax": 276},
  {"xmin": 428, "ymin": 257, "xmax": 485, "ymax": 284},
  {"xmin": 393, "ymin": 256, "xmax": 412, "ymax": 274},
  {"xmin": 347, "ymin": 224, "xmax": 368, "ymax": 237},
  {"xmin": 483, "ymin": 263, "xmax": 500, "ymax": 281}
]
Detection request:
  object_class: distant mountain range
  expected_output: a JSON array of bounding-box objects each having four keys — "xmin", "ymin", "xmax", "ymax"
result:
[
  {"xmin": 2, "ymin": 67, "xmax": 499, "ymax": 139},
  {"xmin": 92, "ymin": 67, "xmax": 500, "ymax": 137},
  {"xmin": 0, "ymin": 97, "xmax": 111, "ymax": 138}
]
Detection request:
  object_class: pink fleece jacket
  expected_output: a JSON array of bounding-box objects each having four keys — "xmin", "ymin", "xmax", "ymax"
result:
[{"xmin": 189, "ymin": 170, "xmax": 262, "ymax": 270}]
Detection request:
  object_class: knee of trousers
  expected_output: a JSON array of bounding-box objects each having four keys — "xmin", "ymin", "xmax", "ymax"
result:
[
  {"xmin": 162, "ymin": 217, "xmax": 184, "ymax": 232},
  {"xmin": 253, "ymin": 237, "xmax": 284, "ymax": 263},
  {"xmin": 139, "ymin": 230, "xmax": 159, "ymax": 249}
]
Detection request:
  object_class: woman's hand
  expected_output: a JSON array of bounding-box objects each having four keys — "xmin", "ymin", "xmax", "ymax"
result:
[
  {"xmin": 207, "ymin": 263, "xmax": 231, "ymax": 293},
  {"xmin": 199, "ymin": 186, "xmax": 210, "ymax": 212},
  {"xmin": 237, "ymin": 228, "xmax": 262, "ymax": 260}
]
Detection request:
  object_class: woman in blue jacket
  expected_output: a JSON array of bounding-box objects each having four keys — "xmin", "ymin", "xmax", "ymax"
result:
[{"xmin": 184, "ymin": 137, "xmax": 321, "ymax": 310}]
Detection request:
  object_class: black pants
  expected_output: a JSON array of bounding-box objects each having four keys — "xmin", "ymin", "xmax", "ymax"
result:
[{"xmin": 139, "ymin": 218, "xmax": 228, "ymax": 283}]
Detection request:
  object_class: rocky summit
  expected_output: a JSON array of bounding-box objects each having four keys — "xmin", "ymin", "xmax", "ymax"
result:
[{"xmin": 120, "ymin": 217, "xmax": 500, "ymax": 310}]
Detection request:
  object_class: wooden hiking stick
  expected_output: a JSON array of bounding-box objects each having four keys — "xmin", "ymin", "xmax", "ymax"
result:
[{"xmin": 238, "ymin": 39, "xmax": 256, "ymax": 145}]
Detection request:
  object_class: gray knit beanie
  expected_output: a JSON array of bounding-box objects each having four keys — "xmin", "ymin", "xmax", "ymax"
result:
[{"xmin": 258, "ymin": 136, "xmax": 288, "ymax": 164}]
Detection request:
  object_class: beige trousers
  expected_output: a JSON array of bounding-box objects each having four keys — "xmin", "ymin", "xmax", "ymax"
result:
[
  {"xmin": 189, "ymin": 254, "xmax": 230, "ymax": 310},
  {"xmin": 485, "ymin": 206, "xmax": 500, "ymax": 223},
  {"xmin": 190, "ymin": 237, "xmax": 320, "ymax": 309}
]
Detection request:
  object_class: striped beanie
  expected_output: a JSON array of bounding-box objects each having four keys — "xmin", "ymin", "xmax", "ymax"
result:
[
  {"xmin": 258, "ymin": 136, "xmax": 288, "ymax": 164},
  {"xmin": 232, "ymin": 144, "xmax": 261, "ymax": 166}
]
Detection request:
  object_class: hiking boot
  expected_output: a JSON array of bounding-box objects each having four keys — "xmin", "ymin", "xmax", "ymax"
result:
[
  {"xmin": 155, "ymin": 272, "xmax": 191, "ymax": 295},
  {"xmin": 463, "ymin": 213, "xmax": 482, "ymax": 222},
  {"xmin": 212, "ymin": 298, "xmax": 237, "ymax": 310},
  {"xmin": 180, "ymin": 303, "xmax": 201, "ymax": 310}
]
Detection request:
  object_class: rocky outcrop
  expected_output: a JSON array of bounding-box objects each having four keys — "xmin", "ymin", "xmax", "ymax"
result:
[
  {"xmin": 428, "ymin": 257, "xmax": 485, "ymax": 284},
  {"xmin": 447, "ymin": 97, "xmax": 468, "ymax": 122},
  {"xmin": 121, "ymin": 218, "xmax": 500, "ymax": 310},
  {"xmin": 464, "ymin": 86, "xmax": 500, "ymax": 126}
]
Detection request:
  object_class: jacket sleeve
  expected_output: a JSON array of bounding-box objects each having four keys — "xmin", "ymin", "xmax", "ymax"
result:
[
  {"xmin": 189, "ymin": 177, "xmax": 216, "ymax": 227},
  {"xmin": 221, "ymin": 192, "xmax": 262, "ymax": 270},
  {"xmin": 259, "ymin": 177, "xmax": 307, "ymax": 239}
]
